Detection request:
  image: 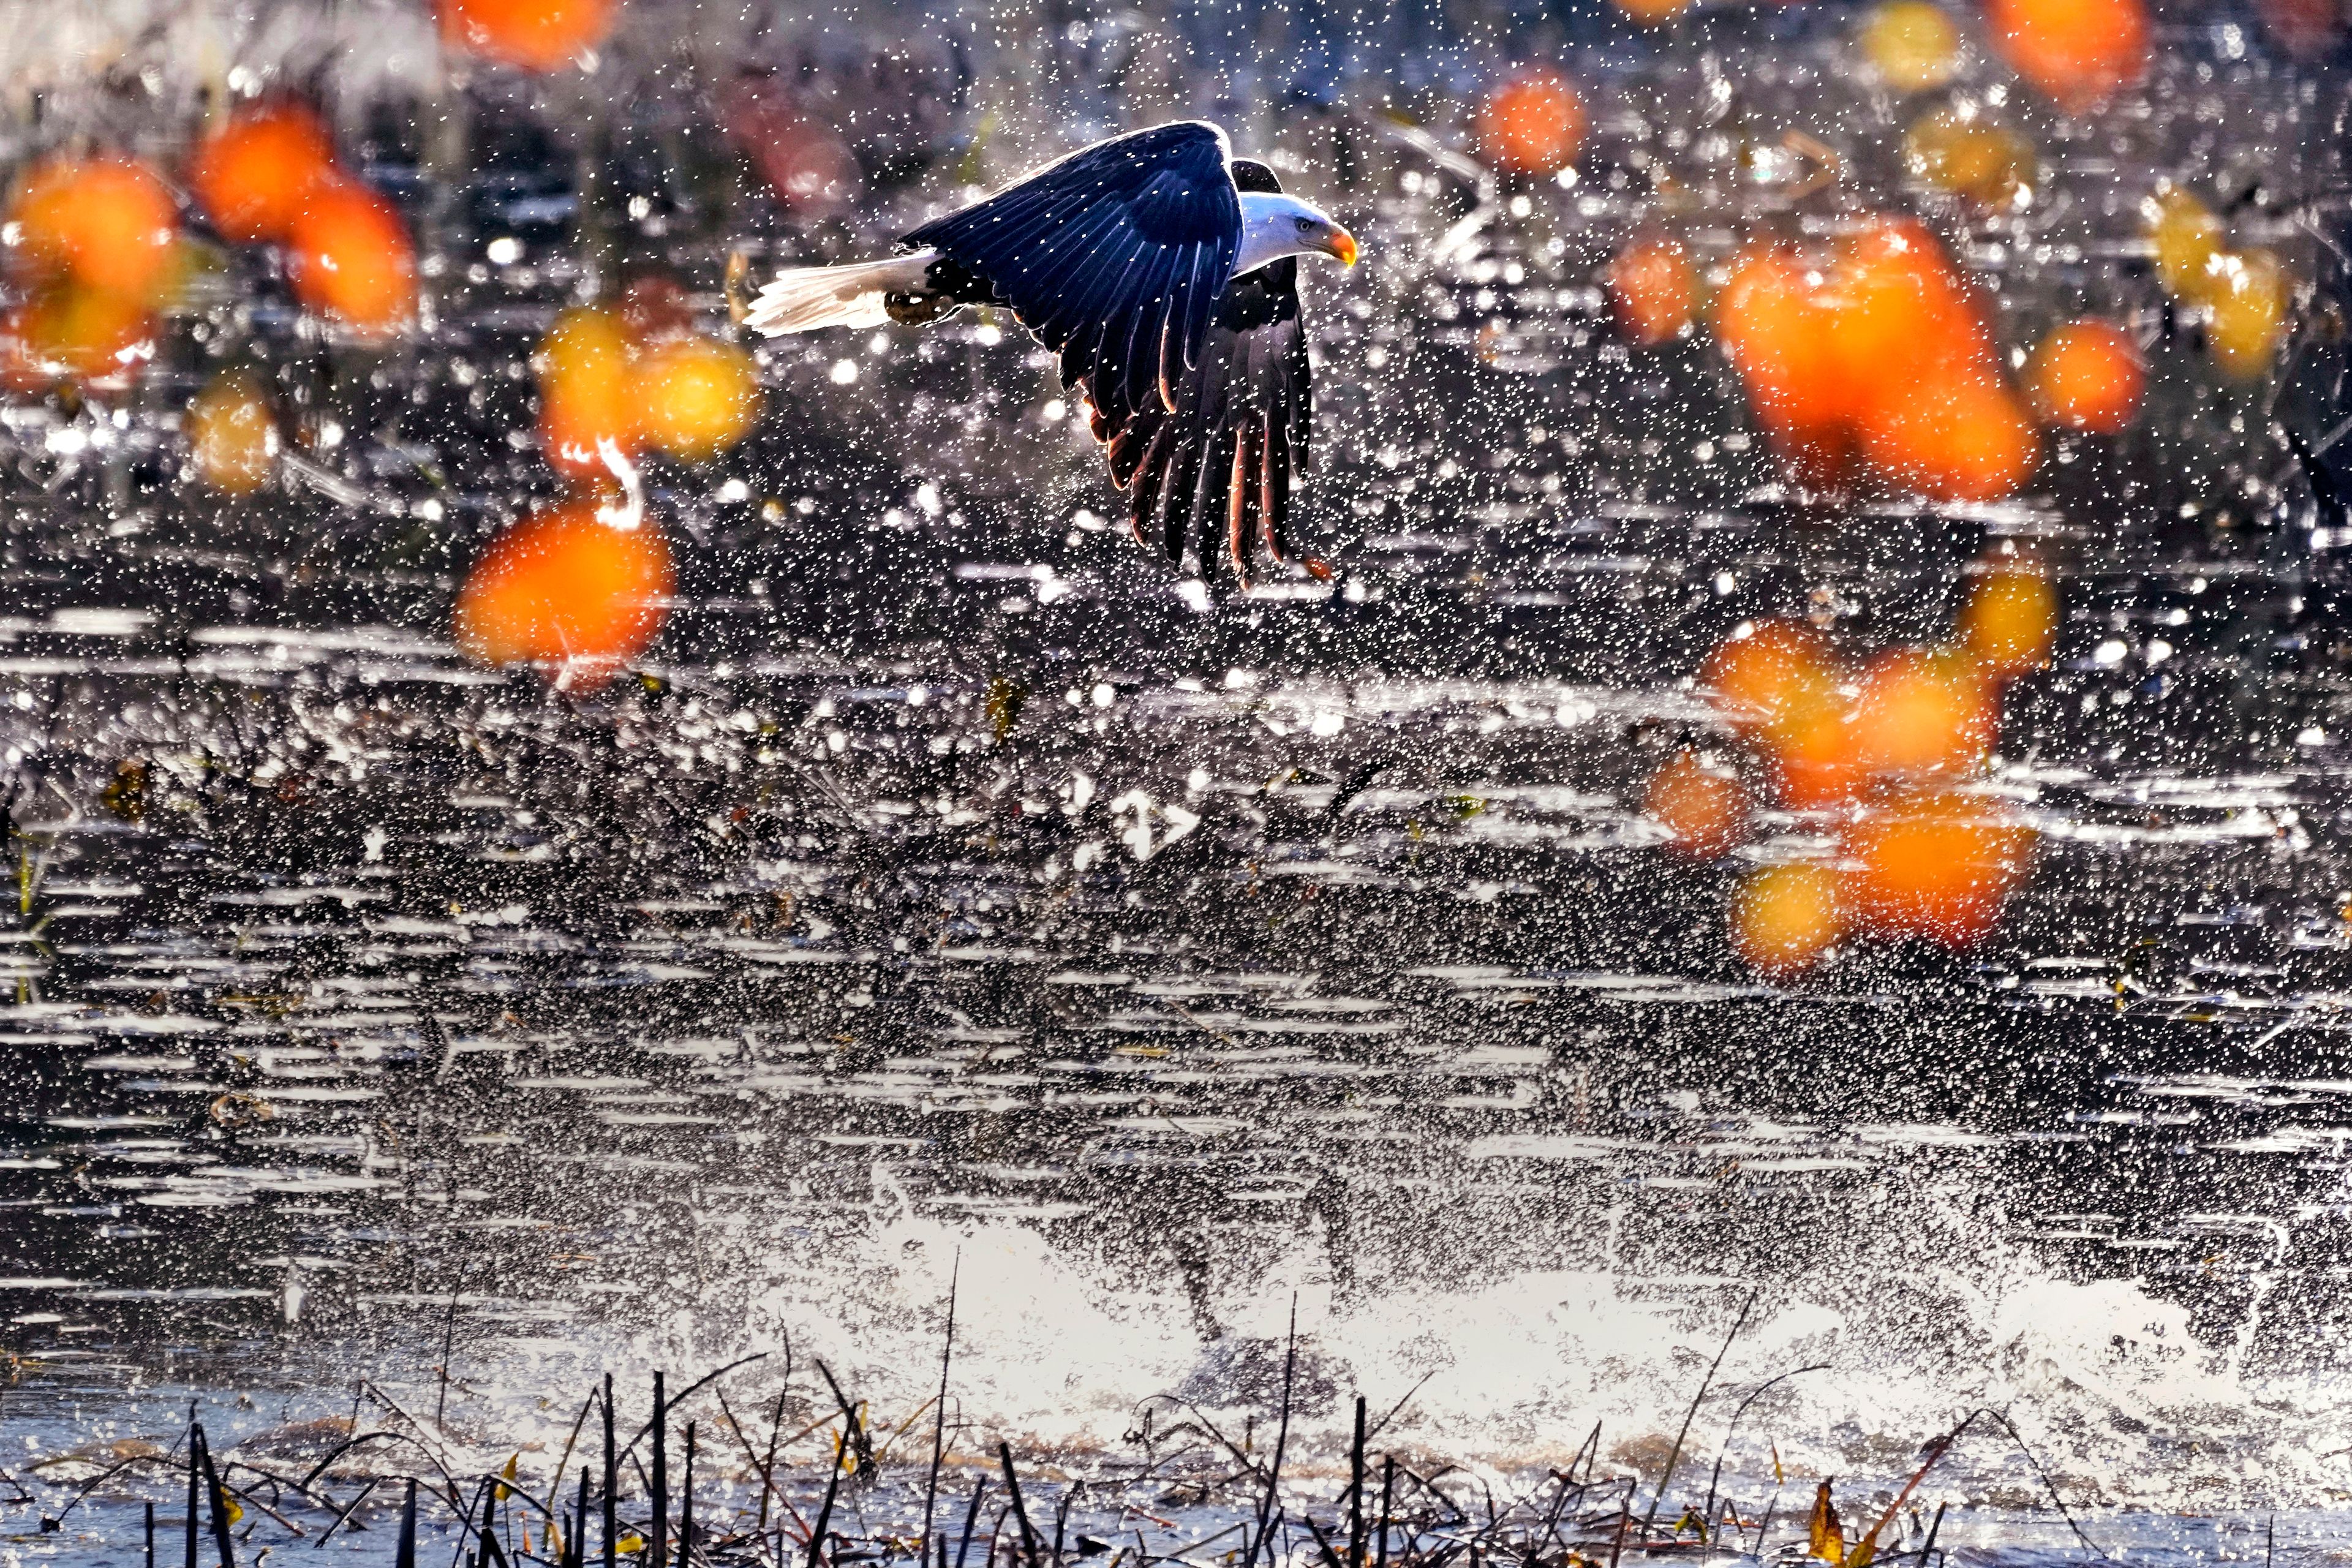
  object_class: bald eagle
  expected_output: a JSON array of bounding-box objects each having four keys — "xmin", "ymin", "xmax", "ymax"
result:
[{"xmin": 747, "ymin": 121, "xmax": 1357, "ymax": 584}]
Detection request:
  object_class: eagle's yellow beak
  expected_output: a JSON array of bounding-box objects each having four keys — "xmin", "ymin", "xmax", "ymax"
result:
[{"xmin": 1329, "ymin": 226, "xmax": 1360, "ymax": 268}]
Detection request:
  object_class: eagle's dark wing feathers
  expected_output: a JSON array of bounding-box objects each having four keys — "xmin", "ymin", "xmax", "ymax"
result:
[
  {"xmin": 1106, "ymin": 157, "xmax": 1314, "ymax": 582},
  {"xmin": 905, "ymin": 122, "xmax": 1242, "ymax": 436}
]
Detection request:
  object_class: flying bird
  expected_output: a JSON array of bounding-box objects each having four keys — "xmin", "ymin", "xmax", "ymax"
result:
[{"xmin": 746, "ymin": 121, "xmax": 1358, "ymax": 582}]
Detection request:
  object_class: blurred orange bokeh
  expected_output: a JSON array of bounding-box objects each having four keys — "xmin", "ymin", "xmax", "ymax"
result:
[
  {"xmin": 1986, "ymin": 0, "xmax": 2149, "ymax": 110},
  {"xmin": 1770, "ymin": 699, "xmax": 1868, "ymax": 811},
  {"xmin": 190, "ymin": 104, "xmax": 337, "ymax": 244},
  {"xmin": 533, "ymin": 293, "xmax": 761, "ymax": 478},
  {"xmin": 4, "ymin": 287, "xmax": 154, "ymax": 386},
  {"xmin": 1842, "ymin": 788, "xmax": 2035, "ymax": 945},
  {"xmin": 638, "ymin": 337, "xmax": 763, "ymax": 464},
  {"xmin": 2028, "ymin": 320, "xmax": 2144, "ymax": 434},
  {"xmin": 1700, "ymin": 619, "xmax": 1841, "ymax": 739},
  {"xmin": 1614, "ymin": 0, "xmax": 1694, "ymax": 29},
  {"xmin": 287, "ymin": 178, "xmax": 417, "ymax": 334},
  {"xmin": 1959, "ymin": 560, "xmax": 2059, "ymax": 679},
  {"xmin": 1700, "ymin": 620, "xmax": 1864, "ymax": 810},
  {"xmin": 1479, "ymin": 70, "xmax": 1587, "ymax": 176},
  {"xmin": 1702, "ymin": 621, "xmax": 2019, "ymax": 812},
  {"xmin": 186, "ymin": 371, "xmax": 281, "ymax": 495},
  {"xmin": 454, "ymin": 506, "xmax": 673, "ymax": 688},
  {"xmin": 538, "ymin": 307, "xmax": 641, "ymax": 479},
  {"xmin": 1645, "ymin": 750, "xmax": 1752, "ymax": 861},
  {"xmin": 1686, "ymin": 560, "xmax": 2049, "ymax": 970},
  {"xmin": 1825, "ymin": 218, "xmax": 1990, "ymax": 399},
  {"xmin": 1858, "ymin": 367, "xmax": 2040, "ymax": 502},
  {"xmin": 1731, "ymin": 864, "xmax": 1846, "ymax": 976},
  {"xmin": 1608, "ymin": 235, "xmax": 1696, "ymax": 347},
  {"xmin": 1850, "ymin": 646, "xmax": 1996, "ymax": 777},
  {"xmin": 1722, "ymin": 221, "xmax": 2041, "ymax": 500},
  {"xmin": 9, "ymin": 155, "xmax": 177, "ymax": 304},
  {"xmin": 1716, "ymin": 247, "xmax": 1845, "ymax": 473},
  {"xmin": 437, "ymin": 0, "xmax": 618, "ymax": 72}
]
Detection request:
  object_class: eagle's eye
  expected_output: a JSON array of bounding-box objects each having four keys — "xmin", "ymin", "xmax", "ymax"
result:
[{"xmin": 1294, "ymin": 216, "xmax": 1314, "ymax": 233}]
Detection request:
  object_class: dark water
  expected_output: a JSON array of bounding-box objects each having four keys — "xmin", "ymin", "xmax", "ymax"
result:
[{"xmin": 8, "ymin": 4, "xmax": 2352, "ymax": 1564}]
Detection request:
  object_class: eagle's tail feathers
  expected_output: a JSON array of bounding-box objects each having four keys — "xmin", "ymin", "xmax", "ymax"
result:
[{"xmin": 745, "ymin": 252, "xmax": 938, "ymax": 335}]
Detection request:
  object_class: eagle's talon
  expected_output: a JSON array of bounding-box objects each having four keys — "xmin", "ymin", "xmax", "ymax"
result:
[{"xmin": 883, "ymin": 292, "xmax": 955, "ymax": 326}]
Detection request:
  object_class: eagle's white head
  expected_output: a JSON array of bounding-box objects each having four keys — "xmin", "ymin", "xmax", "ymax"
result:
[{"xmin": 1235, "ymin": 192, "xmax": 1360, "ymax": 276}]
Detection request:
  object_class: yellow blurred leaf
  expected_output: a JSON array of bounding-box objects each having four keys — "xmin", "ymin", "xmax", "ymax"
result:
[
  {"xmin": 102, "ymin": 759, "xmax": 148, "ymax": 823},
  {"xmin": 986, "ymin": 676, "xmax": 1025, "ymax": 741},
  {"xmin": 1807, "ymin": 1482, "xmax": 1844, "ymax": 1564},
  {"xmin": 725, "ymin": 250, "xmax": 752, "ymax": 326}
]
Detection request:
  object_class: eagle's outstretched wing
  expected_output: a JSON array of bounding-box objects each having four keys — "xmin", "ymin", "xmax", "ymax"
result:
[
  {"xmin": 905, "ymin": 121, "xmax": 1242, "ymax": 434},
  {"xmin": 1103, "ymin": 158, "xmax": 1313, "ymax": 582}
]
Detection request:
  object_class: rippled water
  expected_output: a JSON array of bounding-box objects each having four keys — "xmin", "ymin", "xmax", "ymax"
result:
[
  {"xmin": 9, "ymin": 4, "xmax": 2352, "ymax": 1564},
  {"xmin": 11, "ymin": 508, "xmax": 2352, "ymax": 1560}
]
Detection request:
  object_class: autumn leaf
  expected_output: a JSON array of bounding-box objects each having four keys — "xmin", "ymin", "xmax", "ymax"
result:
[{"xmin": 1807, "ymin": 1480, "xmax": 1844, "ymax": 1564}]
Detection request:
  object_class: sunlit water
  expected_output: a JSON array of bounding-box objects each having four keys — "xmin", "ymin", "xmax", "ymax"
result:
[{"xmin": 7, "ymin": 4, "xmax": 2352, "ymax": 1564}]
